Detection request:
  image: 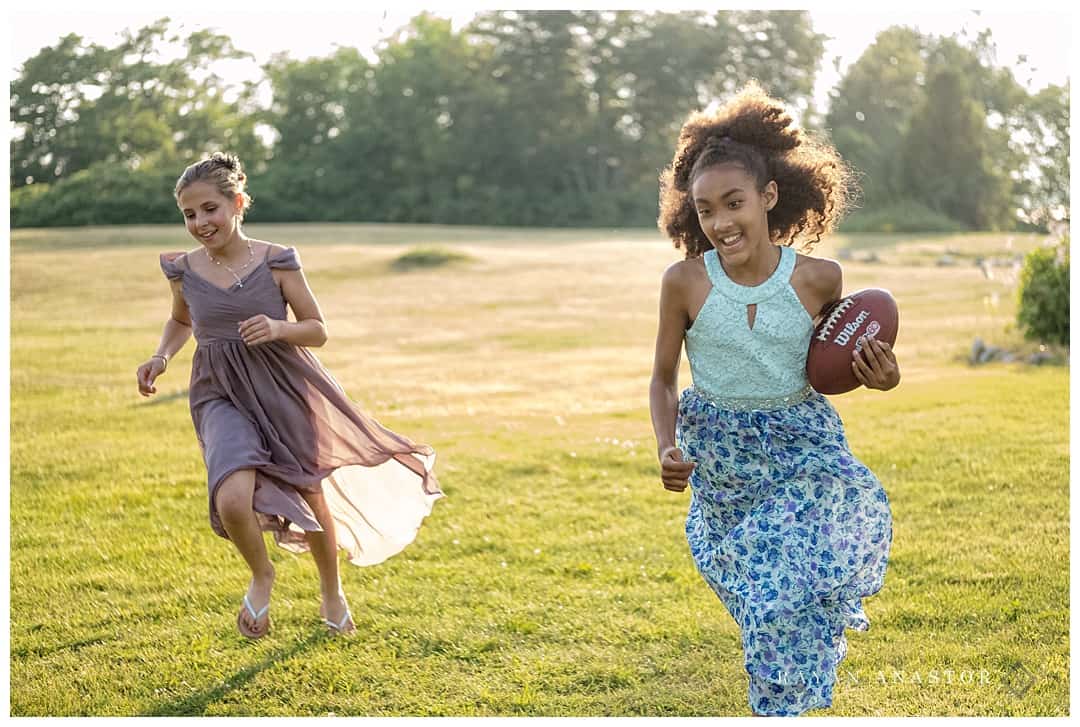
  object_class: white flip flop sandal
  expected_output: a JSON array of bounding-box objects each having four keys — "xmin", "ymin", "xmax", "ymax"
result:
[
  {"xmin": 237, "ymin": 594, "xmax": 271, "ymax": 639},
  {"xmin": 323, "ymin": 608, "xmax": 354, "ymax": 636}
]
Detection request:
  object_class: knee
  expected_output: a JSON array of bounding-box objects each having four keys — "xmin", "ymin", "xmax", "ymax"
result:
[{"xmin": 214, "ymin": 472, "xmax": 255, "ymax": 522}]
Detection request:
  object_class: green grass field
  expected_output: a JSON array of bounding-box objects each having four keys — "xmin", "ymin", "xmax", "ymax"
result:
[{"xmin": 9, "ymin": 224, "xmax": 1068, "ymax": 716}]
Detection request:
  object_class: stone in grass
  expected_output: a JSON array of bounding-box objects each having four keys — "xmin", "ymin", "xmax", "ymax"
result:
[
  {"xmin": 971, "ymin": 337, "xmax": 1003, "ymax": 365},
  {"xmin": 971, "ymin": 338, "xmax": 1061, "ymax": 366},
  {"xmin": 978, "ymin": 345, "xmax": 1002, "ymax": 364},
  {"xmin": 970, "ymin": 337, "xmax": 986, "ymax": 363},
  {"xmin": 391, "ymin": 246, "xmax": 472, "ymax": 271}
]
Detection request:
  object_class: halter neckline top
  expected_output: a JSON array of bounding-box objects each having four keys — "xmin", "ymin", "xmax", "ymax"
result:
[{"xmin": 684, "ymin": 245, "xmax": 814, "ymax": 399}]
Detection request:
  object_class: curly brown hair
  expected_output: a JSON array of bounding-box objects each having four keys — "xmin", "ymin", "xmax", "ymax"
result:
[{"xmin": 658, "ymin": 81, "xmax": 856, "ymax": 258}]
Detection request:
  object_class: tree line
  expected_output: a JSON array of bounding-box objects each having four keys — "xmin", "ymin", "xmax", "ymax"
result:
[{"xmin": 10, "ymin": 11, "xmax": 1069, "ymax": 230}]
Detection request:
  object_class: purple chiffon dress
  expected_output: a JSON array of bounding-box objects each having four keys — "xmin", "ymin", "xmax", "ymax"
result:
[{"xmin": 160, "ymin": 246, "xmax": 443, "ymax": 566}]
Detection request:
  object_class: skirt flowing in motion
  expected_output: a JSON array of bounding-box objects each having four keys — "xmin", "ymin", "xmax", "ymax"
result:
[
  {"xmin": 677, "ymin": 386, "xmax": 891, "ymax": 715},
  {"xmin": 162, "ymin": 247, "xmax": 442, "ymax": 566}
]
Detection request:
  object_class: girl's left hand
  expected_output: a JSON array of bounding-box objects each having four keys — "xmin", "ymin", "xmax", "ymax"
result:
[
  {"xmin": 238, "ymin": 315, "xmax": 284, "ymax": 347},
  {"xmin": 853, "ymin": 338, "xmax": 900, "ymax": 391}
]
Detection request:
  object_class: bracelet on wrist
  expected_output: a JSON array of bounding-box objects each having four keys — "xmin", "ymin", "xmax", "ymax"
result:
[{"xmin": 151, "ymin": 354, "xmax": 168, "ymax": 368}]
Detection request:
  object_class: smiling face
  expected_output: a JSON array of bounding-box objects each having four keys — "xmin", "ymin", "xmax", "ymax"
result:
[
  {"xmin": 691, "ymin": 163, "xmax": 777, "ymax": 265},
  {"xmin": 177, "ymin": 181, "xmax": 243, "ymax": 251}
]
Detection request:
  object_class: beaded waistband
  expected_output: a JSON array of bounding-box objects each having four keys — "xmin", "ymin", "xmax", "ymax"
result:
[{"xmin": 686, "ymin": 383, "xmax": 815, "ymax": 412}]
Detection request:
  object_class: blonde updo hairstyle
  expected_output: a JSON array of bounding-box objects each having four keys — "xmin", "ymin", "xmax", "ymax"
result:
[{"xmin": 174, "ymin": 152, "xmax": 253, "ymax": 219}]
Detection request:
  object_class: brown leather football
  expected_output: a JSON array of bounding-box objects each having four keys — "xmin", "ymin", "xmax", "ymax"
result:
[{"xmin": 807, "ymin": 288, "xmax": 899, "ymax": 394}]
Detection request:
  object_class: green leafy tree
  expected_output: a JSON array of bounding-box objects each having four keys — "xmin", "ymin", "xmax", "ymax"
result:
[
  {"xmin": 901, "ymin": 67, "xmax": 1012, "ymax": 229},
  {"xmin": 256, "ymin": 47, "xmax": 371, "ymax": 221},
  {"xmin": 11, "ymin": 18, "xmax": 262, "ymax": 190},
  {"xmin": 367, "ymin": 13, "xmax": 507, "ymax": 223},
  {"xmin": 827, "ymin": 25, "xmax": 1058, "ymax": 231},
  {"xmin": 465, "ymin": 10, "xmax": 594, "ymax": 225},
  {"xmin": 11, "ymin": 32, "xmax": 113, "ymax": 186},
  {"xmin": 461, "ymin": 9, "xmax": 825, "ymax": 226},
  {"xmin": 825, "ymin": 26, "xmax": 926, "ymax": 209},
  {"xmin": 924, "ymin": 32, "xmax": 1026, "ymax": 228},
  {"xmin": 708, "ymin": 11, "xmax": 825, "ymax": 106},
  {"xmin": 1014, "ymin": 82, "xmax": 1070, "ymax": 226}
]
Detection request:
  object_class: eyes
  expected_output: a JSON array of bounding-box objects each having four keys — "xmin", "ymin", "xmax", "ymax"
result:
[
  {"xmin": 184, "ymin": 205, "xmax": 218, "ymax": 219},
  {"xmin": 696, "ymin": 200, "xmax": 742, "ymax": 216}
]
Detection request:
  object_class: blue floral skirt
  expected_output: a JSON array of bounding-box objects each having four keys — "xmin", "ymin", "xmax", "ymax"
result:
[{"xmin": 676, "ymin": 386, "xmax": 892, "ymax": 716}]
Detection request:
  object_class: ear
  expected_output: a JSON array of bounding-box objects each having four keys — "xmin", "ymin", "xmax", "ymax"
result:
[
  {"xmin": 762, "ymin": 180, "xmax": 778, "ymax": 211},
  {"xmin": 233, "ymin": 193, "xmax": 244, "ymax": 213}
]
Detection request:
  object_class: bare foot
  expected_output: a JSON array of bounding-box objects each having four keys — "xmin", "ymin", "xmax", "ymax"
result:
[
  {"xmin": 237, "ymin": 567, "xmax": 275, "ymax": 638},
  {"xmin": 319, "ymin": 590, "xmax": 355, "ymax": 635}
]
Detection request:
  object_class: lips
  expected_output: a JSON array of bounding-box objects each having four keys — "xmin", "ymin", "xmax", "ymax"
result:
[
  {"xmin": 199, "ymin": 230, "xmax": 216, "ymax": 240},
  {"xmin": 718, "ymin": 232, "xmax": 743, "ymax": 249}
]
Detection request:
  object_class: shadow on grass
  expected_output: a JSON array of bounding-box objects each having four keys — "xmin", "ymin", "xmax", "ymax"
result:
[
  {"xmin": 136, "ymin": 389, "xmax": 190, "ymax": 407},
  {"xmin": 11, "ymin": 635, "xmax": 113, "ymax": 659},
  {"xmin": 144, "ymin": 629, "xmax": 330, "ymax": 716}
]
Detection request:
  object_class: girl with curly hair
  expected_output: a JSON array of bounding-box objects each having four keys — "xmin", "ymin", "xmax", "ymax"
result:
[
  {"xmin": 137, "ymin": 152, "xmax": 443, "ymax": 639},
  {"xmin": 649, "ymin": 82, "xmax": 899, "ymax": 715}
]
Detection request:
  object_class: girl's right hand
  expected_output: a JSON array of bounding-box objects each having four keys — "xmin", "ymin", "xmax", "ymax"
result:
[
  {"xmin": 137, "ymin": 358, "xmax": 166, "ymax": 397},
  {"xmin": 660, "ymin": 446, "xmax": 696, "ymax": 492}
]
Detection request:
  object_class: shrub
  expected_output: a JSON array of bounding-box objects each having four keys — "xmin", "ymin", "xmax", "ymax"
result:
[
  {"xmin": 11, "ymin": 162, "xmax": 179, "ymax": 228},
  {"xmin": 1016, "ymin": 235, "xmax": 1069, "ymax": 346},
  {"xmin": 10, "ymin": 183, "xmax": 53, "ymax": 227},
  {"xmin": 839, "ymin": 198, "xmax": 968, "ymax": 234},
  {"xmin": 391, "ymin": 246, "xmax": 472, "ymax": 271}
]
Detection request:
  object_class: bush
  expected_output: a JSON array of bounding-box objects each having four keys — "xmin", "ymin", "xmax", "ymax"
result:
[
  {"xmin": 391, "ymin": 246, "xmax": 473, "ymax": 271},
  {"xmin": 11, "ymin": 162, "xmax": 180, "ymax": 228},
  {"xmin": 839, "ymin": 198, "xmax": 969, "ymax": 234},
  {"xmin": 9, "ymin": 183, "xmax": 53, "ymax": 227},
  {"xmin": 1016, "ymin": 236, "xmax": 1069, "ymax": 346}
]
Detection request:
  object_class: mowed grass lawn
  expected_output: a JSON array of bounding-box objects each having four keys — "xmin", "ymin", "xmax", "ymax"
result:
[{"xmin": 10, "ymin": 224, "xmax": 1068, "ymax": 716}]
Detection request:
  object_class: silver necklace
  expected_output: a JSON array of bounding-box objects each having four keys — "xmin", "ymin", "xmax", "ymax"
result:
[{"xmin": 206, "ymin": 240, "xmax": 255, "ymax": 287}]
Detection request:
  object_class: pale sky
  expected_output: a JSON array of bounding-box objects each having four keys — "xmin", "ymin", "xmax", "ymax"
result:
[{"xmin": 6, "ymin": 2, "xmax": 1073, "ymax": 115}]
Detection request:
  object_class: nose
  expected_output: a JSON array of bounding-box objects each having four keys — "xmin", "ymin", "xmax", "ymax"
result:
[{"xmin": 712, "ymin": 215, "xmax": 734, "ymax": 233}]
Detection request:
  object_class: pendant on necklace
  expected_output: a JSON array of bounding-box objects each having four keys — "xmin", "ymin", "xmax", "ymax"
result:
[{"xmin": 207, "ymin": 241, "xmax": 254, "ymax": 289}]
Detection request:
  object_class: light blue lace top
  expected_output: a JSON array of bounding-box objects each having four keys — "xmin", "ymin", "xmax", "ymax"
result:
[{"xmin": 684, "ymin": 245, "xmax": 814, "ymax": 399}]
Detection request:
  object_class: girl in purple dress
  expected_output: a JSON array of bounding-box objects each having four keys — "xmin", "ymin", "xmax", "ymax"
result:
[{"xmin": 137, "ymin": 152, "xmax": 443, "ymax": 639}]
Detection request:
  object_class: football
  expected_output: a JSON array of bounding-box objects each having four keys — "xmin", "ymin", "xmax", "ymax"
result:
[{"xmin": 807, "ymin": 288, "xmax": 899, "ymax": 395}]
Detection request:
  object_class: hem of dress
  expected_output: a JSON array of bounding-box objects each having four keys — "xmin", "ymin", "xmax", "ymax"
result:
[
  {"xmin": 208, "ymin": 456, "xmax": 443, "ymax": 567},
  {"xmin": 750, "ymin": 694, "xmax": 833, "ymax": 717},
  {"xmin": 207, "ymin": 463, "xmax": 262, "ymax": 509},
  {"xmin": 748, "ymin": 670, "xmax": 837, "ymax": 717},
  {"xmin": 208, "ymin": 463, "xmax": 324, "ymax": 541}
]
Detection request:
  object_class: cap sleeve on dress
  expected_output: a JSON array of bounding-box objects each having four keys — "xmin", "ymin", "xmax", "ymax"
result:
[
  {"xmin": 160, "ymin": 252, "xmax": 187, "ymax": 281},
  {"xmin": 267, "ymin": 246, "xmax": 301, "ymax": 271}
]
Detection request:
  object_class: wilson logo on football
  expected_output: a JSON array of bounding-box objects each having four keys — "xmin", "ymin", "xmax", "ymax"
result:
[
  {"xmin": 833, "ymin": 309, "xmax": 870, "ymax": 346},
  {"xmin": 854, "ymin": 320, "xmax": 882, "ymax": 353}
]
